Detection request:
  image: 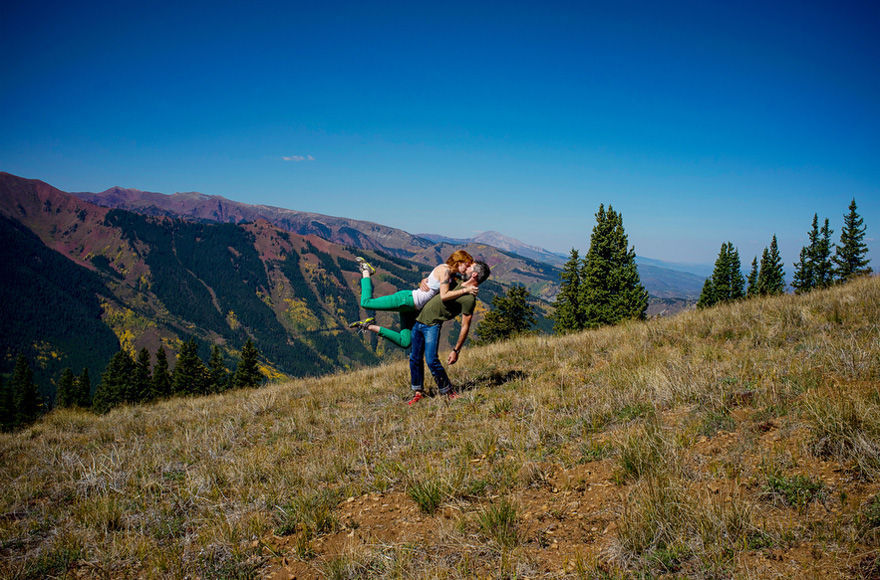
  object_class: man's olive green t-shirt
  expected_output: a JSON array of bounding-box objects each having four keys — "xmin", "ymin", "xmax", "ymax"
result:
[{"xmin": 415, "ymin": 285, "xmax": 476, "ymax": 326}]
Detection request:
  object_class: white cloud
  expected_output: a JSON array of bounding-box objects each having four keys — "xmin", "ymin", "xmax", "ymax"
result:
[{"xmin": 282, "ymin": 155, "xmax": 315, "ymax": 162}]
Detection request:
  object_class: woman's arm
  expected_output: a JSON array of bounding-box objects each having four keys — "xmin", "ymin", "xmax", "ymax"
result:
[{"xmin": 436, "ymin": 265, "xmax": 478, "ymax": 301}]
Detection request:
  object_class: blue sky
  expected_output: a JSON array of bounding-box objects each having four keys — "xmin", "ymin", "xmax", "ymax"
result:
[{"xmin": 2, "ymin": 0, "xmax": 878, "ymax": 268}]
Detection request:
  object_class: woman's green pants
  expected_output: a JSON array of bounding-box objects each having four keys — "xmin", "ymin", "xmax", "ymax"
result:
[{"xmin": 360, "ymin": 278, "xmax": 416, "ymax": 348}]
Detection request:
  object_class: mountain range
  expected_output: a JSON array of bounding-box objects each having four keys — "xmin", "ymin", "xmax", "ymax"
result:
[
  {"xmin": 72, "ymin": 184, "xmax": 707, "ymax": 300},
  {"xmin": 1, "ymin": 171, "xmax": 705, "ymax": 396}
]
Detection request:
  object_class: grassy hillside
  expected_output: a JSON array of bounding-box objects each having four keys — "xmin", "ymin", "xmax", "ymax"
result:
[{"xmin": 1, "ymin": 276, "xmax": 878, "ymax": 578}]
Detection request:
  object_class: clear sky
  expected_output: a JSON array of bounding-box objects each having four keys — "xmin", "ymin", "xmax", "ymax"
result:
[{"xmin": 2, "ymin": 0, "xmax": 878, "ymax": 268}]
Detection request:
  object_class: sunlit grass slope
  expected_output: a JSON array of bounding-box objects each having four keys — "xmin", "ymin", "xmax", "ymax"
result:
[{"xmin": 2, "ymin": 276, "xmax": 879, "ymax": 578}]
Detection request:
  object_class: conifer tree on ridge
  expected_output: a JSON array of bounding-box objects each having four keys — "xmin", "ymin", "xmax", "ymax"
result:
[
  {"xmin": 697, "ymin": 242, "xmax": 745, "ymax": 309},
  {"xmin": 756, "ymin": 235, "xmax": 785, "ymax": 295},
  {"xmin": 833, "ymin": 198, "xmax": 871, "ymax": 281},
  {"xmin": 578, "ymin": 205, "xmax": 648, "ymax": 328},
  {"xmin": 234, "ymin": 339, "xmax": 263, "ymax": 389},
  {"xmin": 553, "ymin": 248, "xmax": 582, "ymax": 333},
  {"xmin": 12, "ymin": 355, "xmax": 40, "ymax": 427}
]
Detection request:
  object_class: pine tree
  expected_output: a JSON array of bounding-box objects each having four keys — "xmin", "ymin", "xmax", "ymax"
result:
[
  {"xmin": 476, "ymin": 285, "xmax": 537, "ymax": 344},
  {"xmin": 815, "ymin": 218, "xmax": 835, "ymax": 288},
  {"xmin": 92, "ymin": 350, "xmax": 136, "ymax": 414},
  {"xmin": 710, "ymin": 243, "xmax": 732, "ymax": 302},
  {"xmin": 76, "ymin": 368, "xmax": 91, "ymax": 408},
  {"xmin": 233, "ymin": 339, "xmax": 263, "ymax": 389},
  {"xmin": 151, "ymin": 347, "xmax": 172, "ymax": 400},
  {"xmin": 578, "ymin": 205, "xmax": 648, "ymax": 328},
  {"xmin": 0, "ymin": 374, "xmax": 13, "ymax": 432},
  {"xmin": 756, "ymin": 235, "xmax": 785, "ymax": 295},
  {"xmin": 833, "ymin": 198, "xmax": 871, "ymax": 282},
  {"xmin": 11, "ymin": 355, "xmax": 40, "ymax": 427},
  {"xmin": 746, "ymin": 257, "xmax": 759, "ymax": 297},
  {"xmin": 792, "ymin": 214, "xmax": 819, "ymax": 294},
  {"xmin": 697, "ymin": 278, "xmax": 716, "ymax": 309},
  {"xmin": 553, "ymin": 249, "xmax": 582, "ymax": 333},
  {"xmin": 56, "ymin": 367, "xmax": 76, "ymax": 409},
  {"xmin": 727, "ymin": 245, "xmax": 746, "ymax": 300},
  {"xmin": 133, "ymin": 348, "xmax": 153, "ymax": 403},
  {"xmin": 697, "ymin": 242, "xmax": 744, "ymax": 309},
  {"xmin": 173, "ymin": 339, "xmax": 207, "ymax": 395},
  {"xmin": 207, "ymin": 345, "xmax": 229, "ymax": 394}
]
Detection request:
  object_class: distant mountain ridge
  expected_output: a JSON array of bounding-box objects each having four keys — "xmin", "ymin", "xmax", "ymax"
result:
[
  {"xmin": 72, "ymin": 186, "xmax": 563, "ymax": 302},
  {"xmin": 418, "ymin": 231, "xmax": 568, "ymax": 266},
  {"xmin": 72, "ymin": 185, "xmax": 705, "ymax": 301},
  {"xmin": 74, "ymin": 186, "xmax": 436, "ymax": 258}
]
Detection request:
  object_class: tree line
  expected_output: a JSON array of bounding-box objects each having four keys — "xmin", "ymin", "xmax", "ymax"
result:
[
  {"xmin": 0, "ymin": 339, "xmax": 264, "ymax": 432},
  {"xmin": 698, "ymin": 199, "xmax": 871, "ymax": 309}
]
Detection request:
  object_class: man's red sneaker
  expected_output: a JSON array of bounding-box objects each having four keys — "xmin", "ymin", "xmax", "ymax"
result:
[
  {"xmin": 406, "ymin": 391, "xmax": 424, "ymax": 406},
  {"xmin": 445, "ymin": 391, "xmax": 459, "ymax": 400}
]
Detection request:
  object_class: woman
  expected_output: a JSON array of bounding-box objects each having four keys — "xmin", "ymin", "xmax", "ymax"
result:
[{"xmin": 348, "ymin": 250, "xmax": 477, "ymax": 348}]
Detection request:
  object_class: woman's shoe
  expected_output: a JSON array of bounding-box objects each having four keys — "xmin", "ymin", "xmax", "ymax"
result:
[
  {"xmin": 348, "ymin": 317, "xmax": 375, "ymax": 332},
  {"xmin": 356, "ymin": 257, "xmax": 376, "ymax": 275}
]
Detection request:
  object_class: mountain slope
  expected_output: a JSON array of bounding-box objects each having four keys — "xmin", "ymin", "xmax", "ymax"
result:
[
  {"xmin": 0, "ymin": 173, "xmax": 431, "ymax": 386},
  {"xmin": 1, "ymin": 275, "xmax": 877, "ymax": 578},
  {"xmin": 0, "ymin": 214, "xmax": 120, "ymax": 390}
]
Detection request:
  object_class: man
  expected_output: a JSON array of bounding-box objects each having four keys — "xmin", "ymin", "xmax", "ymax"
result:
[{"xmin": 407, "ymin": 261, "xmax": 491, "ymax": 405}]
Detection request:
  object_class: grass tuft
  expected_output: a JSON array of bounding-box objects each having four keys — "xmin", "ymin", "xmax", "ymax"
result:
[
  {"xmin": 477, "ymin": 498, "xmax": 519, "ymax": 548},
  {"xmin": 407, "ymin": 478, "xmax": 446, "ymax": 515}
]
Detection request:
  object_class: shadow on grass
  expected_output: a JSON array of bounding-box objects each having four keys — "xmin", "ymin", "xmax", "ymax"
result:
[{"xmin": 457, "ymin": 370, "xmax": 527, "ymax": 393}]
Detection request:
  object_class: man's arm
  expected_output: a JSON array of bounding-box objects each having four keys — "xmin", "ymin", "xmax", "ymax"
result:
[{"xmin": 447, "ymin": 313, "xmax": 473, "ymax": 365}]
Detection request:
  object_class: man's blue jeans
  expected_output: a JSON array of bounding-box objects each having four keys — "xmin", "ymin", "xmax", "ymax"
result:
[{"xmin": 409, "ymin": 321, "xmax": 453, "ymax": 394}]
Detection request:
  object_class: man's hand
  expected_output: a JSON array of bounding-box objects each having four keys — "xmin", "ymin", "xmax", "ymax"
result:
[
  {"xmin": 419, "ymin": 277, "xmax": 430, "ymax": 292},
  {"xmin": 447, "ymin": 350, "xmax": 459, "ymax": 365}
]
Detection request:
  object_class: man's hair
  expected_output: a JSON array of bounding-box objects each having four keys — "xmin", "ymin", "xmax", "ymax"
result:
[{"xmin": 472, "ymin": 261, "xmax": 490, "ymax": 284}]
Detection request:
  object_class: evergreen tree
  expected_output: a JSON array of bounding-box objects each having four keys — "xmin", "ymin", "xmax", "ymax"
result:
[
  {"xmin": 578, "ymin": 205, "xmax": 648, "ymax": 328},
  {"xmin": 727, "ymin": 245, "xmax": 746, "ymax": 300},
  {"xmin": 11, "ymin": 355, "xmax": 40, "ymax": 427},
  {"xmin": 92, "ymin": 350, "xmax": 136, "ymax": 414},
  {"xmin": 710, "ymin": 242, "xmax": 732, "ymax": 302},
  {"xmin": 791, "ymin": 215, "xmax": 835, "ymax": 293},
  {"xmin": 0, "ymin": 374, "xmax": 13, "ymax": 432},
  {"xmin": 151, "ymin": 347, "xmax": 172, "ymax": 400},
  {"xmin": 133, "ymin": 348, "xmax": 153, "ymax": 403},
  {"xmin": 815, "ymin": 218, "xmax": 835, "ymax": 288},
  {"xmin": 697, "ymin": 277, "xmax": 716, "ymax": 309},
  {"xmin": 697, "ymin": 242, "xmax": 744, "ymax": 309},
  {"xmin": 792, "ymin": 214, "xmax": 819, "ymax": 294},
  {"xmin": 76, "ymin": 368, "xmax": 91, "ymax": 408},
  {"xmin": 173, "ymin": 339, "xmax": 208, "ymax": 395},
  {"xmin": 56, "ymin": 367, "xmax": 76, "ymax": 409},
  {"xmin": 746, "ymin": 257, "xmax": 759, "ymax": 297},
  {"xmin": 756, "ymin": 235, "xmax": 785, "ymax": 295},
  {"xmin": 553, "ymin": 249, "xmax": 582, "ymax": 333},
  {"xmin": 233, "ymin": 339, "xmax": 263, "ymax": 389},
  {"xmin": 833, "ymin": 198, "xmax": 871, "ymax": 281},
  {"xmin": 476, "ymin": 285, "xmax": 537, "ymax": 344},
  {"xmin": 207, "ymin": 345, "xmax": 229, "ymax": 394}
]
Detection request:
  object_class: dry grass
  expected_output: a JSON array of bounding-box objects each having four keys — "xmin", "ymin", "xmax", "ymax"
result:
[{"xmin": 1, "ymin": 276, "xmax": 879, "ymax": 578}]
